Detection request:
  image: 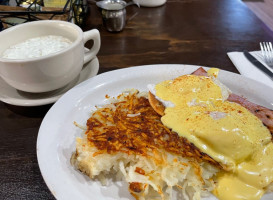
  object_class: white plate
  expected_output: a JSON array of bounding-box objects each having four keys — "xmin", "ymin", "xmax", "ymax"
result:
[
  {"xmin": 0, "ymin": 57, "xmax": 99, "ymax": 106},
  {"xmin": 37, "ymin": 64, "xmax": 273, "ymax": 200}
]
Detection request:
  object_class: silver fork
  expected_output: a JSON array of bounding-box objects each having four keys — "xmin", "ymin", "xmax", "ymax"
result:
[{"xmin": 260, "ymin": 42, "xmax": 273, "ymax": 67}]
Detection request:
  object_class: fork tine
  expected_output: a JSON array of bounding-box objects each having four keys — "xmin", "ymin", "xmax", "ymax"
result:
[
  {"xmin": 268, "ymin": 42, "xmax": 273, "ymax": 64},
  {"xmin": 265, "ymin": 42, "xmax": 271, "ymax": 52},
  {"xmin": 264, "ymin": 42, "xmax": 269, "ymax": 62},
  {"xmin": 266, "ymin": 42, "xmax": 272, "ymax": 63},
  {"xmin": 266, "ymin": 42, "xmax": 273, "ymax": 64},
  {"xmin": 262, "ymin": 42, "xmax": 269, "ymax": 62},
  {"xmin": 264, "ymin": 42, "xmax": 269, "ymax": 52},
  {"xmin": 260, "ymin": 42, "xmax": 266, "ymax": 58},
  {"xmin": 268, "ymin": 42, "xmax": 273, "ymax": 52}
]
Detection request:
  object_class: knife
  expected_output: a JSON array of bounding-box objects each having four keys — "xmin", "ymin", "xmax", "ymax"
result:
[{"xmin": 243, "ymin": 51, "xmax": 273, "ymax": 80}]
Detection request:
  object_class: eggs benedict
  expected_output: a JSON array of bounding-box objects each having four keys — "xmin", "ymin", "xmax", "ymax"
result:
[{"xmin": 148, "ymin": 67, "xmax": 273, "ymax": 200}]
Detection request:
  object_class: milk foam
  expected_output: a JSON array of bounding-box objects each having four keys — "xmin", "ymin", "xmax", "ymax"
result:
[{"xmin": 2, "ymin": 35, "xmax": 72, "ymax": 59}]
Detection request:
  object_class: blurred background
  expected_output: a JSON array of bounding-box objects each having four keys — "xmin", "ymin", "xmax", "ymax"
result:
[{"xmin": 243, "ymin": 0, "xmax": 273, "ymax": 31}]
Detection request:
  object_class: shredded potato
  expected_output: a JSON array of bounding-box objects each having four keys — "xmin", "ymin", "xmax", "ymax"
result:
[{"xmin": 71, "ymin": 90, "xmax": 220, "ymax": 200}]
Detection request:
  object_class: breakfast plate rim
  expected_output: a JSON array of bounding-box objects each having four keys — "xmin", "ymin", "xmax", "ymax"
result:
[{"xmin": 37, "ymin": 64, "xmax": 273, "ymax": 200}]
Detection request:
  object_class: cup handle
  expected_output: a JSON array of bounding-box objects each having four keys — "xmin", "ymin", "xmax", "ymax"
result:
[{"xmin": 83, "ymin": 29, "xmax": 101, "ymax": 64}]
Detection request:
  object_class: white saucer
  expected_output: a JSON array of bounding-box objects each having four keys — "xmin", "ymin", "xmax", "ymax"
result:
[{"xmin": 0, "ymin": 57, "xmax": 99, "ymax": 106}]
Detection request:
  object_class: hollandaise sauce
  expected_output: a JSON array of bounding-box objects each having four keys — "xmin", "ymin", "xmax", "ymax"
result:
[{"xmin": 154, "ymin": 69, "xmax": 273, "ymax": 200}]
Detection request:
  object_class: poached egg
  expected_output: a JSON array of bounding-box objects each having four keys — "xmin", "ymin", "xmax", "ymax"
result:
[{"xmin": 149, "ymin": 68, "xmax": 273, "ymax": 200}]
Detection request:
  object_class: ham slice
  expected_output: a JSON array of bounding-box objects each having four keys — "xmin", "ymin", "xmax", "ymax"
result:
[{"xmin": 227, "ymin": 94, "xmax": 273, "ymax": 134}]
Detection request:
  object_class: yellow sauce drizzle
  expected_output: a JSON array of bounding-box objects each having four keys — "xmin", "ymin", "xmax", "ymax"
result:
[{"xmin": 154, "ymin": 69, "xmax": 273, "ymax": 200}]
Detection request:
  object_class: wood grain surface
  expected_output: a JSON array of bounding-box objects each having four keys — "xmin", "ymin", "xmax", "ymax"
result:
[
  {"xmin": 0, "ymin": 0, "xmax": 273, "ymax": 199},
  {"xmin": 84, "ymin": 0, "xmax": 273, "ymax": 73}
]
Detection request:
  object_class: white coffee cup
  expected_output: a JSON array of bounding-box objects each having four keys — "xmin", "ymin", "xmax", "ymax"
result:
[{"xmin": 0, "ymin": 20, "xmax": 100, "ymax": 93}]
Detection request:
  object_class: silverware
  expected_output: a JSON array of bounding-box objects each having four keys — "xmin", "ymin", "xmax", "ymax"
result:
[
  {"xmin": 260, "ymin": 42, "xmax": 273, "ymax": 68},
  {"xmin": 243, "ymin": 51, "xmax": 273, "ymax": 80}
]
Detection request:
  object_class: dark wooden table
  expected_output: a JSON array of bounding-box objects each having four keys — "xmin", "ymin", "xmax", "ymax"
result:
[{"xmin": 0, "ymin": 0, "xmax": 272, "ymax": 199}]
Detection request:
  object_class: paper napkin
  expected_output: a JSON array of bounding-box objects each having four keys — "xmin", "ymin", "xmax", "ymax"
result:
[{"xmin": 227, "ymin": 51, "xmax": 273, "ymax": 88}]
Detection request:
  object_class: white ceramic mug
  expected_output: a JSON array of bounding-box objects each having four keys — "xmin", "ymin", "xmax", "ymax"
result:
[{"xmin": 0, "ymin": 20, "xmax": 100, "ymax": 93}]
